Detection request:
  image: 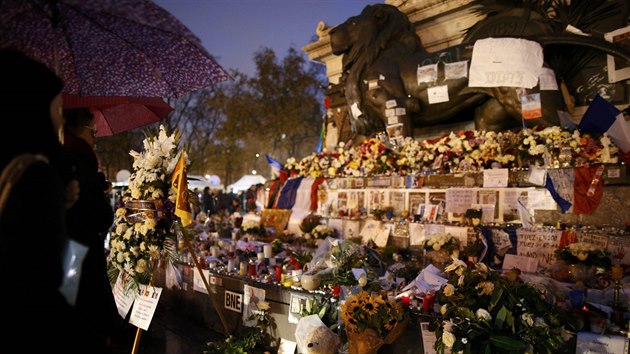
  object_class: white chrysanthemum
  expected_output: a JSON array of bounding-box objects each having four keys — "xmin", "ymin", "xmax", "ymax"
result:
[
  {"xmin": 135, "ymin": 258, "xmax": 148, "ymax": 274},
  {"xmin": 148, "ymin": 245, "xmax": 160, "ymax": 258},
  {"xmin": 145, "ymin": 218, "xmax": 157, "ymax": 230},
  {"xmin": 442, "ymin": 330, "xmax": 456, "ymax": 348},
  {"xmin": 476, "ymin": 308, "xmax": 492, "ymax": 321}
]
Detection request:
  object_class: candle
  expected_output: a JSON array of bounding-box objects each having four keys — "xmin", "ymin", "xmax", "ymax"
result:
[
  {"xmin": 421, "ymin": 292, "xmax": 436, "ymax": 312},
  {"xmin": 263, "ymin": 244, "xmax": 273, "ymax": 259},
  {"xmin": 249, "ymin": 263, "xmax": 256, "ymax": 277},
  {"xmin": 275, "ymin": 266, "xmax": 283, "ymax": 282},
  {"xmin": 239, "ymin": 261, "xmax": 248, "ymax": 276},
  {"xmin": 401, "ymin": 294, "xmax": 410, "ymax": 307},
  {"xmin": 257, "ymin": 252, "xmax": 264, "ymax": 261}
]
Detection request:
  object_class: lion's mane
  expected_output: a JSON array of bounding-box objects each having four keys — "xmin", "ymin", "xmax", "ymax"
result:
[{"xmin": 334, "ymin": 4, "xmax": 426, "ymax": 133}]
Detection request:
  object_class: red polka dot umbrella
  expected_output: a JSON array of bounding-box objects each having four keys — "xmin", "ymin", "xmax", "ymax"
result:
[{"xmin": 0, "ymin": 0, "xmax": 231, "ymax": 98}]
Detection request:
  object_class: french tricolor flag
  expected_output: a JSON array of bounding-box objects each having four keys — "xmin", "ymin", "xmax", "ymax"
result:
[{"xmin": 578, "ymin": 94, "xmax": 630, "ymax": 163}]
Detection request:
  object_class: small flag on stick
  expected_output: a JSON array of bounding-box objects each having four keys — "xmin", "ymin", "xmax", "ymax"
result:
[{"xmin": 171, "ymin": 152, "xmax": 192, "ymax": 227}]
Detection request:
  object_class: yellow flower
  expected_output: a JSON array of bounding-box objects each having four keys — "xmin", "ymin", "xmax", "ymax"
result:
[
  {"xmin": 476, "ymin": 281, "xmax": 494, "ymax": 296},
  {"xmin": 443, "ymin": 284, "xmax": 456, "ymax": 297}
]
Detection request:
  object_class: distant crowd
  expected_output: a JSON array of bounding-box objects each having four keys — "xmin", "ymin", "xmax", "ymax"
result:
[{"xmin": 193, "ymin": 183, "xmax": 263, "ymax": 219}]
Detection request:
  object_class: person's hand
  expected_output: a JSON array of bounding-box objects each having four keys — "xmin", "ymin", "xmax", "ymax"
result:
[{"xmin": 65, "ymin": 179, "xmax": 80, "ymax": 209}]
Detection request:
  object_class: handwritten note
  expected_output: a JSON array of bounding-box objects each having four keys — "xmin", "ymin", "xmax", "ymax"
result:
[
  {"xmin": 483, "ymin": 168, "xmax": 509, "ymax": 187},
  {"xmin": 445, "ymin": 188, "xmax": 476, "ymax": 213},
  {"xmin": 428, "ymin": 85, "xmax": 449, "ymax": 104},
  {"xmin": 516, "ymin": 229, "xmax": 561, "ymax": 270},
  {"xmin": 113, "ymin": 274, "xmax": 135, "ymax": 319},
  {"xmin": 607, "ymin": 235, "xmax": 630, "ymax": 266},
  {"xmin": 444, "ymin": 60, "xmax": 468, "ymax": 80},
  {"xmin": 539, "ymin": 67, "xmax": 558, "ymax": 90},
  {"xmin": 129, "ymin": 284, "xmax": 162, "ymax": 331},
  {"xmin": 417, "ymin": 63, "xmax": 438, "ymax": 84},
  {"xmin": 502, "ymin": 254, "xmax": 538, "ymax": 273},
  {"xmin": 469, "ymin": 38, "xmax": 543, "ymax": 88}
]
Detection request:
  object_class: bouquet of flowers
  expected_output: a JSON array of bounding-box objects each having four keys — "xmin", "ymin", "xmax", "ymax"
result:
[
  {"xmin": 108, "ymin": 125, "xmax": 181, "ymax": 288},
  {"xmin": 241, "ymin": 219, "xmax": 266, "ymax": 237},
  {"xmin": 341, "ymin": 291, "xmax": 406, "ymax": 354},
  {"xmin": 430, "ymin": 259, "xmax": 576, "ymax": 354},
  {"xmin": 554, "ymin": 242, "xmax": 612, "ymax": 270},
  {"xmin": 424, "ymin": 232, "xmax": 461, "ymax": 253},
  {"xmin": 311, "ymin": 225, "xmax": 336, "ymax": 240}
]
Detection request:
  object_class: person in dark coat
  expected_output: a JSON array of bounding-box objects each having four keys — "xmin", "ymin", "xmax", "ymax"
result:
[
  {"xmin": 0, "ymin": 49, "xmax": 101, "ymax": 352},
  {"xmin": 63, "ymin": 107, "xmax": 119, "ymax": 350}
]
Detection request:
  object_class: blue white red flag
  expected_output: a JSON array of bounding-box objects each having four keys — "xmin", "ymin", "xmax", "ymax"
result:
[
  {"xmin": 265, "ymin": 154, "xmax": 284, "ymax": 180},
  {"xmin": 578, "ymin": 94, "xmax": 630, "ymax": 153}
]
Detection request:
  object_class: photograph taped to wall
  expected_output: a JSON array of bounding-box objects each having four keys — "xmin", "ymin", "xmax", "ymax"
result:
[
  {"xmin": 386, "ymin": 123, "xmax": 404, "ymax": 138},
  {"xmin": 605, "ymin": 25, "xmax": 630, "ymax": 83}
]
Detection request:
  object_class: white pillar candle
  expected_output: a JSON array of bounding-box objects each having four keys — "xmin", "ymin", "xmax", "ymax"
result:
[
  {"xmin": 257, "ymin": 252, "xmax": 264, "ymax": 261},
  {"xmin": 263, "ymin": 244, "xmax": 273, "ymax": 259}
]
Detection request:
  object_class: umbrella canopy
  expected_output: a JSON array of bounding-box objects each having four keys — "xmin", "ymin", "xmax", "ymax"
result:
[
  {"xmin": 0, "ymin": 0, "xmax": 230, "ymax": 97},
  {"xmin": 63, "ymin": 94, "xmax": 174, "ymax": 137}
]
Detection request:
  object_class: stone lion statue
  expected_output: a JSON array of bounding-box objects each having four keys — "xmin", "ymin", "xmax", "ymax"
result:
[{"xmin": 330, "ymin": 3, "xmax": 630, "ymax": 137}]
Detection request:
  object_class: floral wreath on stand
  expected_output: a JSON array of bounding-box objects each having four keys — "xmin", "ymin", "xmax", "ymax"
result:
[{"xmin": 108, "ymin": 125, "xmax": 182, "ymax": 290}]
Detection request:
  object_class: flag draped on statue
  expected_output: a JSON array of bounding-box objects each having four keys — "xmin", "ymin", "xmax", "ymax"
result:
[
  {"xmin": 171, "ymin": 152, "xmax": 192, "ymax": 226},
  {"xmin": 578, "ymin": 94, "xmax": 630, "ymax": 163}
]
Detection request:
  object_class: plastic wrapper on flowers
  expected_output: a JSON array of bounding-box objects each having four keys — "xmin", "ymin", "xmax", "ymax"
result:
[{"xmin": 303, "ymin": 238, "xmax": 362, "ymax": 281}]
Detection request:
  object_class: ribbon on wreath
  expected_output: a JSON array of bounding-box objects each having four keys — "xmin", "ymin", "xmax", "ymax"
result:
[{"xmin": 125, "ymin": 199, "xmax": 168, "ymax": 223}]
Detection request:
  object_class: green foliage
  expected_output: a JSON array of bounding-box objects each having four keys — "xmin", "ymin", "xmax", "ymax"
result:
[
  {"xmin": 204, "ymin": 305, "xmax": 276, "ymax": 354},
  {"xmin": 432, "ymin": 261, "xmax": 578, "ymax": 354},
  {"xmin": 299, "ymin": 295, "xmax": 339, "ymax": 331}
]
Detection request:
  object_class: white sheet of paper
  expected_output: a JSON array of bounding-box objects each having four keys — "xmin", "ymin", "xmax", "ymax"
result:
[
  {"xmin": 193, "ymin": 268, "xmax": 209, "ymax": 294},
  {"xmin": 445, "ymin": 188, "xmax": 477, "ymax": 213},
  {"xmin": 424, "ymin": 224, "xmax": 445, "ymax": 239},
  {"xmin": 576, "ymin": 331, "xmax": 629, "ymax": 354},
  {"xmin": 278, "ymin": 338, "xmax": 297, "ymax": 354},
  {"xmin": 444, "ymin": 60, "xmax": 468, "ymax": 80},
  {"xmin": 527, "ymin": 167, "xmax": 547, "ymax": 186},
  {"xmin": 420, "ymin": 322, "xmax": 437, "ymax": 354},
  {"xmin": 328, "ymin": 218, "xmax": 343, "ymax": 236},
  {"xmin": 385, "ymin": 99, "xmax": 397, "ymax": 109},
  {"xmin": 527, "ymin": 189, "xmax": 557, "ymax": 210},
  {"xmin": 387, "ymin": 115, "xmax": 400, "ymax": 125},
  {"xmin": 350, "ymin": 102, "xmax": 362, "ymax": 119},
  {"xmin": 243, "ymin": 285, "xmax": 266, "ymax": 326},
  {"xmin": 343, "ymin": 219, "xmax": 362, "ymax": 239},
  {"xmin": 471, "ymin": 203, "xmax": 495, "ymax": 223},
  {"xmin": 395, "ymin": 107, "xmax": 406, "ymax": 116},
  {"xmin": 445, "ymin": 225, "xmax": 468, "ymax": 247},
  {"xmin": 469, "ymin": 38, "xmax": 543, "ymax": 88},
  {"xmin": 113, "ymin": 274, "xmax": 135, "ymax": 319},
  {"xmin": 427, "ymin": 85, "xmax": 449, "ymax": 104},
  {"xmin": 288, "ymin": 293, "xmax": 310, "ymax": 324},
  {"xmin": 483, "ymin": 168, "xmax": 508, "ymax": 187},
  {"xmin": 417, "ymin": 63, "xmax": 438, "ymax": 84},
  {"xmin": 385, "ymin": 108, "xmax": 396, "ymax": 117},
  {"xmin": 408, "ymin": 223, "xmax": 426, "ymax": 246},
  {"xmin": 538, "ymin": 68, "xmax": 558, "ymax": 90},
  {"xmin": 502, "ymin": 254, "xmax": 538, "ymax": 273},
  {"xmin": 360, "ymin": 219, "xmax": 382, "ymax": 243},
  {"xmin": 374, "ymin": 223, "xmax": 392, "ymax": 247},
  {"xmin": 129, "ymin": 284, "xmax": 162, "ymax": 331}
]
